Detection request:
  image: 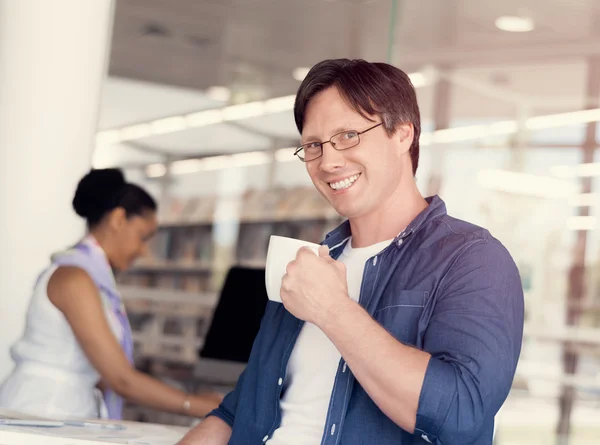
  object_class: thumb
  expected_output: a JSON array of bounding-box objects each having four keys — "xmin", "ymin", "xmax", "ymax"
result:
[{"xmin": 318, "ymin": 245, "xmax": 331, "ymax": 259}]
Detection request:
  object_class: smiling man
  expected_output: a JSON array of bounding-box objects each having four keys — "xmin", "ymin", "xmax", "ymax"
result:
[{"xmin": 179, "ymin": 59, "xmax": 524, "ymax": 445}]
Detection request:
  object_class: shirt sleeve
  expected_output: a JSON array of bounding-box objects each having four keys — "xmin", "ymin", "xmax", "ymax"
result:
[
  {"xmin": 414, "ymin": 238, "xmax": 524, "ymax": 444},
  {"xmin": 206, "ymin": 299, "xmax": 277, "ymax": 427},
  {"xmin": 206, "ymin": 365, "xmax": 247, "ymax": 427}
]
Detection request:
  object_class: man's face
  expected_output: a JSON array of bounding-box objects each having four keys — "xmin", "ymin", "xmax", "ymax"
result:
[{"xmin": 302, "ymin": 86, "xmax": 414, "ymax": 220}]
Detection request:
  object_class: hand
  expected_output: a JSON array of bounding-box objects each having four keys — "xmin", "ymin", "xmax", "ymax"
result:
[
  {"xmin": 190, "ymin": 391, "xmax": 224, "ymax": 417},
  {"xmin": 280, "ymin": 245, "xmax": 349, "ymax": 326},
  {"xmin": 196, "ymin": 390, "xmax": 224, "ymax": 405}
]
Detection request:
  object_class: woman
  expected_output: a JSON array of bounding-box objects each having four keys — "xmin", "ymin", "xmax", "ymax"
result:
[{"xmin": 0, "ymin": 168, "xmax": 222, "ymax": 420}]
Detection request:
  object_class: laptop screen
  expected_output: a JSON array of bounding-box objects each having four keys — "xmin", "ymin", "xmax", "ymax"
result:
[{"xmin": 199, "ymin": 266, "xmax": 269, "ymax": 363}]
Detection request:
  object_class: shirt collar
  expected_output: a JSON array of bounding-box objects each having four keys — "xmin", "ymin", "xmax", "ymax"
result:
[{"xmin": 323, "ymin": 195, "xmax": 447, "ymax": 251}]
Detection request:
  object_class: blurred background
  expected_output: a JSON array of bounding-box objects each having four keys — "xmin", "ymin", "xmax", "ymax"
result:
[{"xmin": 1, "ymin": 1, "xmax": 600, "ymax": 444}]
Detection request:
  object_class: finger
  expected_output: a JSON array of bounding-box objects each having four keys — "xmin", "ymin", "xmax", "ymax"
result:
[
  {"xmin": 297, "ymin": 246, "xmax": 318, "ymax": 258},
  {"xmin": 319, "ymin": 246, "xmax": 337, "ymax": 265},
  {"xmin": 318, "ymin": 245, "xmax": 330, "ymax": 258},
  {"xmin": 286, "ymin": 259, "xmax": 295, "ymax": 273},
  {"xmin": 281, "ymin": 272, "xmax": 293, "ymax": 290},
  {"xmin": 335, "ymin": 260, "xmax": 347, "ymax": 275}
]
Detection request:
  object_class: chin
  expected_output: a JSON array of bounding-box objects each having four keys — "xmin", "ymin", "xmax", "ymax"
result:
[
  {"xmin": 328, "ymin": 201, "xmax": 359, "ymax": 219},
  {"xmin": 113, "ymin": 262, "xmax": 128, "ymax": 273},
  {"xmin": 334, "ymin": 197, "xmax": 377, "ymax": 220},
  {"xmin": 320, "ymin": 189, "xmax": 363, "ymax": 219}
]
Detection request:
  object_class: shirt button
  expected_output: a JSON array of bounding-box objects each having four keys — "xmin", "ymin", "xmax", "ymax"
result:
[
  {"xmin": 330, "ymin": 424, "xmax": 336, "ymax": 435},
  {"xmin": 372, "ymin": 256, "xmax": 378, "ymax": 266},
  {"xmin": 263, "ymin": 435, "xmax": 269, "ymax": 442},
  {"xmin": 421, "ymin": 434, "xmax": 432, "ymax": 443},
  {"xmin": 397, "ymin": 239, "xmax": 404, "ymax": 246},
  {"xmin": 278, "ymin": 378, "xmax": 283, "ymax": 386},
  {"xmin": 342, "ymin": 362, "xmax": 347, "ymax": 373}
]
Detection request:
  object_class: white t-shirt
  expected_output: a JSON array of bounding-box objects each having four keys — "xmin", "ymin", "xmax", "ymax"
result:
[{"xmin": 267, "ymin": 237, "xmax": 393, "ymax": 445}]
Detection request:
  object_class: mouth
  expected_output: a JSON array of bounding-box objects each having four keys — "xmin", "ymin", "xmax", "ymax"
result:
[{"xmin": 328, "ymin": 173, "xmax": 361, "ymax": 192}]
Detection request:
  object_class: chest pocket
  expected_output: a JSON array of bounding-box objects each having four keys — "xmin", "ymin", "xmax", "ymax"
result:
[{"xmin": 373, "ymin": 290, "xmax": 427, "ymax": 346}]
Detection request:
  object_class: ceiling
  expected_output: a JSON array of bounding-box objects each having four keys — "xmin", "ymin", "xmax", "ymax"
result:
[
  {"xmin": 109, "ymin": 0, "xmax": 600, "ymax": 93},
  {"xmin": 95, "ymin": 0, "xmax": 600, "ymax": 168}
]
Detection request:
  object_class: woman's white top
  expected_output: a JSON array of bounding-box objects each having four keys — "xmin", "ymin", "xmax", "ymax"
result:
[{"xmin": 0, "ymin": 264, "xmax": 124, "ymax": 419}]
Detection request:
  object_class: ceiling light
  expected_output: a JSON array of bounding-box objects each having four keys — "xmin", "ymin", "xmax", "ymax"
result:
[
  {"xmin": 150, "ymin": 116, "xmax": 187, "ymax": 135},
  {"xmin": 476, "ymin": 169, "xmax": 576, "ymax": 199},
  {"xmin": 95, "ymin": 95, "xmax": 600, "ymax": 147},
  {"xmin": 146, "ymin": 163, "xmax": 168, "ymax": 178},
  {"xmin": 408, "ymin": 68, "xmax": 437, "ymax": 89},
  {"xmin": 573, "ymin": 163, "xmax": 600, "ymax": 178},
  {"xmin": 431, "ymin": 121, "xmax": 517, "ymax": 144},
  {"xmin": 569, "ymin": 193, "xmax": 598, "ymax": 207},
  {"xmin": 275, "ymin": 148, "xmax": 297, "ymax": 162},
  {"xmin": 495, "ymin": 16, "xmax": 535, "ymax": 33},
  {"xmin": 264, "ymin": 95, "xmax": 296, "ymax": 113},
  {"xmin": 231, "ymin": 152, "xmax": 272, "ymax": 167},
  {"xmin": 567, "ymin": 216, "xmax": 597, "ymax": 231},
  {"xmin": 293, "ymin": 67, "xmax": 311, "ymax": 82},
  {"xmin": 185, "ymin": 109, "xmax": 224, "ymax": 127},
  {"xmin": 206, "ymin": 86, "xmax": 231, "ymax": 102},
  {"xmin": 550, "ymin": 163, "xmax": 600, "ymax": 178},
  {"xmin": 120, "ymin": 123, "xmax": 152, "ymax": 141},
  {"xmin": 222, "ymin": 101, "xmax": 265, "ymax": 121},
  {"xmin": 527, "ymin": 108, "xmax": 600, "ymax": 130},
  {"xmin": 408, "ymin": 72, "xmax": 427, "ymax": 88},
  {"xmin": 146, "ymin": 150, "xmax": 275, "ymax": 177},
  {"xmin": 419, "ymin": 133, "xmax": 433, "ymax": 146},
  {"xmin": 172, "ymin": 158, "xmax": 209, "ymax": 175},
  {"xmin": 421, "ymin": 107, "xmax": 600, "ymax": 147},
  {"xmin": 95, "ymin": 130, "xmax": 122, "ymax": 147}
]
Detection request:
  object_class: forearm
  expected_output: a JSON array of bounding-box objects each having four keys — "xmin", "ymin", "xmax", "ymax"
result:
[
  {"xmin": 318, "ymin": 298, "xmax": 430, "ymax": 433},
  {"xmin": 177, "ymin": 416, "xmax": 232, "ymax": 445},
  {"xmin": 115, "ymin": 370, "xmax": 216, "ymax": 417}
]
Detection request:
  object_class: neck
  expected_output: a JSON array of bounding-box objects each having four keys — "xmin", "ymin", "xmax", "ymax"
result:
[
  {"xmin": 88, "ymin": 228, "xmax": 114, "ymax": 263},
  {"xmin": 348, "ymin": 177, "xmax": 428, "ymax": 248}
]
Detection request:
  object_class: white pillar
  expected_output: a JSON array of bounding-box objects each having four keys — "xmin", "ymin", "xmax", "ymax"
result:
[{"xmin": 0, "ymin": 0, "xmax": 115, "ymax": 380}]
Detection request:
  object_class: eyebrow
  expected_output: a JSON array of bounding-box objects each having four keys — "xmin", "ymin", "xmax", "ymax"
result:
[{"xmin": 301, "ymin": 125, "xmax": 354, "ymax": 144}]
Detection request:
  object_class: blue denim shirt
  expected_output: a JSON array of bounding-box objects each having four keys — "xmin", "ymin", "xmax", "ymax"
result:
[{"xmin": 209, "ymin": 196, "xmax": 524, "ymax": 445}]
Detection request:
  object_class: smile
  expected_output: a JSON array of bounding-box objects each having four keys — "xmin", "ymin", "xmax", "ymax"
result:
[{"xmin": 328, "ymin": 174, "xmax": 361, "ymax": 191}]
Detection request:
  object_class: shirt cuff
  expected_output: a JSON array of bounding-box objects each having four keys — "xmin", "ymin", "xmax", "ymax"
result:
[
  {"xmin": 415, "ymin": 357, "xmax": 456, "ymax": 440},
  {"xmin": 206, "ymin": 406, "xmax": 235, "ymax": 428}
]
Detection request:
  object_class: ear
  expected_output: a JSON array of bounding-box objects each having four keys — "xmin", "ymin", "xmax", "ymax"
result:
[
  {"xmin": 106, "ymin": 207, "xmax": 128, "ymax": 231},
  {"xmin": 395, "ymin": 123, "xmax": 414, "ymax": 155}
]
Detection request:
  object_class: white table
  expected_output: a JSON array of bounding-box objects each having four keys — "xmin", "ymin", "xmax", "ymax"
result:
[{"xmin": 0, "ymin": 410, "xmax": 189, "ymax": 445}]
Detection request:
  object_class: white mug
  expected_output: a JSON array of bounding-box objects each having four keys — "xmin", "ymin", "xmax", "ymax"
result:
[{"xmin": 265, "ymin": 235, "xmax": 321, "ymax": 303}]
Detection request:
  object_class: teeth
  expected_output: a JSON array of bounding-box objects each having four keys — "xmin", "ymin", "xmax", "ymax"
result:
[{"xmin": 329, "ymin": 174, "xmax": 360, "ymax": 190}]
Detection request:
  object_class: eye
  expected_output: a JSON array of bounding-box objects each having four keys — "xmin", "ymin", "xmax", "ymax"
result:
[
  {"xmin": 342, "ymin": 131, "xmax": 358, "ymax": 140},
  {"xmin": 302, "ymin": 142, "xmax": 322, "ymax": 154},
  {"xmin": 305, "ymin": 142, "xmax": 321, "ymax": 149}
]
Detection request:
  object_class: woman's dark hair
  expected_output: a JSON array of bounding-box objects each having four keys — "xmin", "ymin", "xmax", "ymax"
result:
[
  {"xmin": 73, "ymin": 168, "xmax": 157, "ymax": 227},
  {"xmin": 294, "ymin": 58, "xmax": 421, "ymax": 174}
]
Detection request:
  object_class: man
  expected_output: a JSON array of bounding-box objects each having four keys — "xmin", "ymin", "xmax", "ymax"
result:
[{"xmin": 179, "ymin": 59, "xmax": 524, "ymax": 445}]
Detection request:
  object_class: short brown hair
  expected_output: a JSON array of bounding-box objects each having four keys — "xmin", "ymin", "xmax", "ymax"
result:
[{"xmin": 294, "ymin": 59, "xmax": 421, "ymax": 174}]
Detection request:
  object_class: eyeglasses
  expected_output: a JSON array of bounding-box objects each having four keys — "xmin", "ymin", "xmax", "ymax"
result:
[{"xmin": 294, "ymin": 122, "xmax": 383, "ymax": 162}]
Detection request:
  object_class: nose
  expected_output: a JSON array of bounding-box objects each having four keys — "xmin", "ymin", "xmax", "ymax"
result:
[{"xmin": 318, "ymin": 142, "xmax": 346, "ymax": 173}]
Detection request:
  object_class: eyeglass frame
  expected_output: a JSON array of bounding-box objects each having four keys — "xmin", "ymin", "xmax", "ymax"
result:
[{"xmin": 293, "ymin": 122, "xmax": 384, "ymax": 162}]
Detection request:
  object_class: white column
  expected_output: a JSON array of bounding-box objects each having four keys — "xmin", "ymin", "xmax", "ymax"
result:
[
  {"xmin": 0, "ymin": 0, "xmax": 115, "ymax": 380},
  {"xmin": 211, "ymin": 166, "xmax": 248, "ymax": 288}
]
